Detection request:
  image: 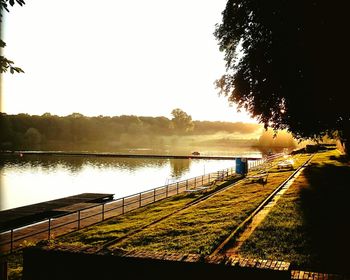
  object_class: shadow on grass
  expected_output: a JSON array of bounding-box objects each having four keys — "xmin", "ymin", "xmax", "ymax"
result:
[
  {"xmin": 267, "ymin": 169, "xmax": 295, "ymax": 174},
  {"xmin": 299, "ymin": 157, "xmax": 350, "ymax": 275},
  {"xmin": 329, "ymin": 154, "xmax": 350, "ymax": 164}
]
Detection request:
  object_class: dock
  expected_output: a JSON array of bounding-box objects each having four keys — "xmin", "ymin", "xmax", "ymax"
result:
[
  {"xmin": 0, "ymin": 193, "xmax": 114, "ymax": 232},
  {"xmin": 1, "ymin": 151, "xmax": 261, "ymax": 161}
]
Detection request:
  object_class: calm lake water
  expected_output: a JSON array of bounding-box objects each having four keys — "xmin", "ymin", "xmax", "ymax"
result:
[{"xmin": 0, "ymin": 148, "xmax": 262, "ymax": 211}]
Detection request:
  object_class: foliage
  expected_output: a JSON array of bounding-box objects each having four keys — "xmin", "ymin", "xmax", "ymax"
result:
[
  {"xmin": 170, "ymin": 108, "xmax": 194, "ymax": 134},
  {"xmin": 0, "ymin": 112, "xmax": 261, "ymax": 151},
  {"xmin": 0, "ymin": 0, "xmax": 25, "ymax": 74},
  {"xmin": 24, "ymin": 127, "xmax": 42, "ymax": 146},
  {"xmin": 0, "ymin": 0, "xmax": 25, "ymax": 13},
  {"xmin": 0, "ymin": 41, "xmax": 25, "ymax": 74},
  {"xmin": 214, "ymin": 0, "xmax": 349, "ymax": 153}
]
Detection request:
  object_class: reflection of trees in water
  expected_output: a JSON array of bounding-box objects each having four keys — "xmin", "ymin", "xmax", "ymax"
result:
[
  {"xmin": 0, "ymin": 155, "xmax": 168, "ymax": 173},
  {"xmin": 169, "ymin": 159, "xmax": 191, "ymax": 179},
  {"xmin": 0, "ymin": 155, "xmax": 86, "ymax": 172}
]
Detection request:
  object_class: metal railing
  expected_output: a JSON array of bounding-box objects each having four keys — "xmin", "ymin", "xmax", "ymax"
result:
[{"xmin": 0, "ymin": 155, "xmax": 280, "ymax": 255}]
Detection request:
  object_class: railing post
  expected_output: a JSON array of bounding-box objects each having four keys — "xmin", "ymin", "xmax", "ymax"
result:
[
  {"xmin": 48, "ymin": 218, "xmax": 51, "ymax": 240},
  {"xmin": 139, "ymin": 193, "xmax": 142, "ymax": 207},
  {"xmin": 122, "ymin": 198, "xmax": 125, "ymax": 214},
  {"xmin": 186, "ymin": 180, "xmax": 188, "ymax": 190},
  {"xmin": 78, "ymin": 210, "xmax": 81, "ymax": 230},
  {"xmin": 102, "ymin": 204, "xmax": 105, "ymax": 221},
  {"xmin": 166, "ymin": 185, "xmax": 168, "ymax": 198},
  {"xmin": 153, "ymin": 189, "xmax": 156, "ymax": 202},
  {"xmin": 176, "ymin": 182, "xmax": 179, "ymax": 194},
  {"xmin": 0, "ymin": 260, "xmax": 8, "ymax": 280},
  {"xmin": 194, "ymin": 177, "xmax": 196, "ymax": 188},
  {"xmin": 10, "ymin": 229, "xmax": 13, "ymax": 253}
]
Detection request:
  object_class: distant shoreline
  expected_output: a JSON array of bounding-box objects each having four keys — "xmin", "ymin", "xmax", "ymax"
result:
[{"xmin": 0, "ymin": 150, "xmax": 262, "ymax": 160}]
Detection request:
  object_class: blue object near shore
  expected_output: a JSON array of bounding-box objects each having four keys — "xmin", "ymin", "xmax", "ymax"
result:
[{"xmin": 235, "ymin": 158, "xmax": 248, "ymax": 175}]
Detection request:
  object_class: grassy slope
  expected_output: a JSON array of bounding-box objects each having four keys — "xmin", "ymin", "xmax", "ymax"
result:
[
  {"xmin": 53, "ymin": 154, "xmax": 310, "ymax": 256},
  {"xmin": 108, "ymin": 172, "xmax": 290, "ymax": 255},
  {"xmin": 57, "ymin": 192, "xmax": 200, "ymax": 247},
  {"xmin": 106, "ymin": 154, "xmax": 310, "ymax": 255},
  {"xmin": 238, "ymin": 149, "xmax": 350, "ymax": 274}
]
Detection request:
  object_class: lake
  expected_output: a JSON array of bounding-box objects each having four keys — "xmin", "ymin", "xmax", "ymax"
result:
[{"xmin": 0, "ymin": 148, "xmax": 262, "ymax": 211}]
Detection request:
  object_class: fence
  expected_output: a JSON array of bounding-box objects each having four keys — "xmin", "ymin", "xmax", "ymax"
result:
[{"xmin": 0, "ymin": 155, "xmax": 279, "ymax": 255}]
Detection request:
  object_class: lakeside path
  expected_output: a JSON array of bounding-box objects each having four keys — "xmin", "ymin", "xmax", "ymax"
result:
[{"xmin": 237, "ymin": 149, "xmax": 350, "ymax": 277}]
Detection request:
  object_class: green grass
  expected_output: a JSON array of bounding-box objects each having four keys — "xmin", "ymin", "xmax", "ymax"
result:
[
  {"xmin": 106, "ymin": 154, "xmax": 310, "ymax": 255},
  {"xmin": 238, "ymin": 149, "xmax": 350, "ymax": 275},
  {"xmin": 53, "ymin": 175, "xmax": 241, "ymax": 248},
  {"xmin": 56, "ymin": 192, "xmax": 201, "ymax": 248}
]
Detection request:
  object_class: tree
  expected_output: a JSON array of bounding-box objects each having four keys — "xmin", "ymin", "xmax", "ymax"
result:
[
  {"xmin": 1, "ymin": 0, "xmax": 25, "ymax": 74},
  {"xmin": 170, "ymin": 108, "xmax": 194, "ymax": 134},
  {"xmin": 24, "ymin": 127, "xmax": 42, "ymax": 147},
  {"xmin": 214, "ymin": 1, "xmax": 349, "ymax": 154},
  {"xmin": 0, "ymin": 113, "xmax": 14, "ymax": 149}
]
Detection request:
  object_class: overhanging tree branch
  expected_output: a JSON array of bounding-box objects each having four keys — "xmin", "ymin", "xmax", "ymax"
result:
[{"xmin": 0, "ymin": 0, "xmax": 25, "ymax": 74}]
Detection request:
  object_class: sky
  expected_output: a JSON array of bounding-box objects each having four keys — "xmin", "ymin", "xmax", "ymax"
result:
[{"xmin": 1, "ymin": 0, "xmax": 255, "ymax": 123}]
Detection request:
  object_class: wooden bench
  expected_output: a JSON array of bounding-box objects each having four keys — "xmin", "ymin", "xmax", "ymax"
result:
[{"xmin": 246, "ymin": 171, "xmax": 268, "ymax": 183}]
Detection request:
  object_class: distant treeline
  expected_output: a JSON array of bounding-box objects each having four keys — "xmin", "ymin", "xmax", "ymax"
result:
[{"xmin": 0, "ymin": 112, "xmax": 262, "ymax": 151}]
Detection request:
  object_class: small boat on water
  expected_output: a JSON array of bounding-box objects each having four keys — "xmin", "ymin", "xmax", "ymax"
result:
[{"xmin": 191, "ymin": 151, "xmax": 200, "ymax": 156}]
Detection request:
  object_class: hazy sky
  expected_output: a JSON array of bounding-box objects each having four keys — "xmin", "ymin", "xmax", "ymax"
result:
[{"xmin": 1, "ymin": 0, "xmax": 255, "ymax": 122}]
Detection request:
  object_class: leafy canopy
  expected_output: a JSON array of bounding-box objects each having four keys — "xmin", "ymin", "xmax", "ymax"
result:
[
  {"xmin": 1, "ymin": 0, "xmax": 25, "ymax": 74},
  {"xmin": 214, "ymin": 0, "xmax": 349, "ymax": 147},
  {"xmin": 171, "ymin": 108, "xmax": 194, "ymax": 134}
]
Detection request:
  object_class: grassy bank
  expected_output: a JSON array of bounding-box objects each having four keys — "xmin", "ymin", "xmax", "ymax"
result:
[
  {"xmin": 57, "ymin": 190, "xmax": 211, "ymax": 248},
  {"xmin": 52, "ymin": 154, "xmax": 310, "ymax": 256},
  {"xmin": 6, "ymin": 153, "xmax": 312, "ymax": 279},
  {"xmin": 238, "ymin": 149, "xmax": 350, "ymax": 275}
]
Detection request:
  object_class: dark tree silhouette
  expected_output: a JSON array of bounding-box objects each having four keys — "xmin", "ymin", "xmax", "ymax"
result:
[
  {"xmin": 215, "ymin": 0, "xmax": 349, "ymax": 153},
  {"xmin": 0, "ymin": 0, "xmax": 25, "ymax": 74}
]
